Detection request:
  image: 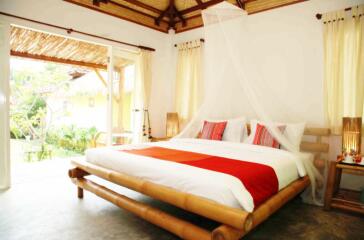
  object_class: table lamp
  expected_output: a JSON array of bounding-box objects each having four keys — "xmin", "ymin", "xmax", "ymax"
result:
[{"xmin": 342, "ymin": 117, "xmax": 362, "ymax": 155}]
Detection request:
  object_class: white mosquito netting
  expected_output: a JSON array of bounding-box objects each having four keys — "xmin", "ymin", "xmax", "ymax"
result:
[{"xmin": 176, "ymin": 2, "xmax": 324, "ymax": 205}]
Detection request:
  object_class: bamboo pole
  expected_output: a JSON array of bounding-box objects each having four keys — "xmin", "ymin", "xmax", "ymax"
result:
[
  {"xmin": 212, "ymin": 176, "xmax": 310, "ymax": 240},
  {"xmin": 72, "ymin": 178, "xmax": 211, "ymax": 240},
  {"xmin": 69, "ymin": 159, "xmax": 252, "ymax": 231},
  {"xmin": 69, "ymin": 163, "xmax": 310, "ymax": 240}
]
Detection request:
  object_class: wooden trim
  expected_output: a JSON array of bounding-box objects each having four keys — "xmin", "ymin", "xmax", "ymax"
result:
[
  {"xmin": 300, "ymin": 141, "xmax": 329, "ymax": 153},
  {"xmin": 120, "ymin": 0, "xmax": 162, "ymax": 14},
  {"xmin": 304, "ymin": 128, "xmax": 331, "ymax": 136},
  {"xmin": 176, "ymin": 23, "xmax": 204, "ymax": 33},
  {"xmin": 63, "ymin": 0, "xmax": 169, "ymax": 34},
  {"xmin": 247, "ymin": 0, "xmax": 308, "ymax": 15},
  {"xmin": 180, "ymin": 0, "xmax": 224, "ymax": 15},
  {"xmin": 10, "ymin": 50, "xmax": 107, "ymax": 69},
  {"xmin": 69, "ymin": 158, "xmax": 253, "ymax": 231},
  {"xmin": 108, "ymin": 0, "xmax": 161, "ymax": 21},
  {"xmin": 175, "ymin": 0, "xmax": 309, "ymax": 33}
]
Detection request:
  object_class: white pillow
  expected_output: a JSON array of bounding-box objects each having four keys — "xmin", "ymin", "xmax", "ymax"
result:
[
  {"xmin": 204, "ymin": 117, "xmax": 247, "ymax": 142},
  {"xmin": 245, "ymin": 119, "xmax": 305, "ymax": 150}
]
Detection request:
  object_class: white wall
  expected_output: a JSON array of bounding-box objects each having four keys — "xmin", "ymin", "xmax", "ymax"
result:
[{"xmin": 0, "ymin": 0, "xmax": 174, "ymax": 137}]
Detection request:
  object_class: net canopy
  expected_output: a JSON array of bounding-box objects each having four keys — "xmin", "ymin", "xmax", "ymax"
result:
[{"xmin": 176, "ymin": 2, "xmax": 324, "ymax": 205}]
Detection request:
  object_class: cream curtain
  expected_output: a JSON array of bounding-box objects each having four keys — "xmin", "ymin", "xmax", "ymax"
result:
[
  {"xmin": 0, "ymin": 21, "xmax": 10, "ymax": 190},
  {"xmin": 133, "ymin": 50, "xmax": 152, "ymax": 143},
  {"xmin": 323, "ymin": 5, "xmax": 364, "ymax": 134},
  {"xmin": 175, "ymin": 40, "xmax": 203, "ymax": 126}
]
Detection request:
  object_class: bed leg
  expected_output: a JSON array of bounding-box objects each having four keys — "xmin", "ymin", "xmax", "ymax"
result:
[
  {"xmin": 211, "ymin": 225, "xmax": 246, "ymax": 240},
  {"xmin": 77, "ymin": 187, "xmax": 84, "ymax": 199}
]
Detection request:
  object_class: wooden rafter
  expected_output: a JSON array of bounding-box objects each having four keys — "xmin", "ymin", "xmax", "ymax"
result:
[
  {"xmin": 109, "ymin": 0, "xmax": 161, "ymax": 20},
  {"xmin": 122, "ymin": 0, "xmax": 162, "ymax": 14},
  {"xmin": 236, "ymin": 0, "xmax": 245, "ymax": 9},
  {"xmin": 92, "ymin": 0, "xmax": 108, "ymax": 7},
  {"xmin": 156, "ymin": 0, "xmax": 186, "ymax": 29},
  {"xmin": 68, "ymin": 0, "xmax": 308, "ymax": 33},
  {"xmin": 91, "ymin": 0, "xmax": 169, "ymax": 26},
  {"xmin": 180, "ymin": 0, "xmax": 224, "ymax": 15}
]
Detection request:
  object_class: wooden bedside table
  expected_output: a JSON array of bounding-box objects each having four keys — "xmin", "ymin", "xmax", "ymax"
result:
[{"xmin": 324, "ymin": 157, "xmax": 364, "ymax": 214}]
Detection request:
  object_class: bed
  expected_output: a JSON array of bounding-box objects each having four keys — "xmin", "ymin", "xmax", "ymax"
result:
[{"xmin": 68, "ymin": 127, "xmax": 330, "ymax": 240}]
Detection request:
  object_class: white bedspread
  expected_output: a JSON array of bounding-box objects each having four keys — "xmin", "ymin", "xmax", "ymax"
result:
[{"xmin": 85, "ymin": 138, "xmax": 307, "ymax": 212}]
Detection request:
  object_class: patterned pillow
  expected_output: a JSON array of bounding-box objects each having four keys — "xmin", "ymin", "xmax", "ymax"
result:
[
  {"xmin": 200, "ymin": 121, "xmax": 227, "ymax": 140},
  {"xmin": 253, "ymin": 123, "xmax": 286, "ymax": 148}
]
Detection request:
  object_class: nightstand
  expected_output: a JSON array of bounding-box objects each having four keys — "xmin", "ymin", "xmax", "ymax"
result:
[{"xmin": 324, "ymin": 156, "xmax": 364, "ymax": 214}]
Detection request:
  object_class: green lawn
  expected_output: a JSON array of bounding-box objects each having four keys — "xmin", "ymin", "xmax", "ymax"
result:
[{"xmin": 11, "ymin": 139, "xmax": 81, "ymax": 163}]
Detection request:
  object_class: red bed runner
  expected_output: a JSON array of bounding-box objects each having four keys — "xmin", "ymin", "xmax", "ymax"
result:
[{"xmin": 122, "ymin": 147, "xmax": 278, "ymax": 208}]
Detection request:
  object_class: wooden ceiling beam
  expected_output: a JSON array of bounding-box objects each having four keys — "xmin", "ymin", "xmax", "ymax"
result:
[
  {"xmin": 236, "ymin": 0, "xmax": 245, "ymax": 9},
  {"xmin": 155, "ymin": 0, "xmax": 185, "ymax": 29},
  {"xmin": 195, "ymin": 0, "xmax": 203, "ymax": 5},
  {"xmin": 11, "ymin": 50, "xmax": 107, "ymax": 70},
  {"xmin": 180, "ymin": 0, "xmax": 224, "ymax": 15},
  {"xmin": 155, "ymin": 8, "xmax": 169, "ymax": 26},
  {"xmin": 121, "ymin": 0, "xmax": 162, "ymax": 14},
  {"xmin": 173, "ymin": 6, "xmax": 186, "ymax": 27},
  {"xmin": 109, "ymin": 1, "xmax": 162, "ymax": 21},
  {"xmin": 92, "ymin": 0, "xmax": 108, "ymax": 7},
  {"xmin": 92, "ymin": 0, "xmax": 168, "ymax": 26}
]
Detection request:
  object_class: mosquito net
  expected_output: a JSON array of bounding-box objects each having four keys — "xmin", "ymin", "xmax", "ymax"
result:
[{"xmin": 176, "ymin": 2, "xmax": 324, "ymax": 205}]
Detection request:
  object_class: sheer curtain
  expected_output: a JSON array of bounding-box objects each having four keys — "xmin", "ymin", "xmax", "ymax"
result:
[
  {"xmin": 323, "ymin": 5, "xmax": 364, "ymax": 134},
  {"xmin": 175, "ymin": 40, "xmax": 203, "ymax": 127},
  {"xmin": 0, "ymin": 21, "xmax": 10, "ymax": 190},
  {"xmin": 133, "ymin": 49, "xmax": 152, "ymax": 143}
]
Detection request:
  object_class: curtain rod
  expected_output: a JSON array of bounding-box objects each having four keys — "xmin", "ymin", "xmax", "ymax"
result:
[
  {"xmin": 0, "ymin": 11, "xmax": 155, "ymax": 52},
  {"xmin": 174, "ymin": 38, "xmax": 205, "ymax": 47},
  {"xmin": 316, "ymin": 7, "xmax": 353, "ymax": 20}
]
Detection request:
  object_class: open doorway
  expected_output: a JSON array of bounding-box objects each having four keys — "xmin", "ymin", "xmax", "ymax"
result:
[{"xmin": 8, "ymin": 26, "xmax": 137, "ymax": 184}]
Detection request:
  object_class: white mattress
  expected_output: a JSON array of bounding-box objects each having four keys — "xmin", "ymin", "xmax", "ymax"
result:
[{"xmin": 85, "ymin": 138, "xmax": 307, "ymax": 212}]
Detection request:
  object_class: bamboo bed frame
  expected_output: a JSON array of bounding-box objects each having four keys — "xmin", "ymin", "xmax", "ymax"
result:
[{"xmin": 68, "ymin": 127, "xmax": 330, "ymax": 240}]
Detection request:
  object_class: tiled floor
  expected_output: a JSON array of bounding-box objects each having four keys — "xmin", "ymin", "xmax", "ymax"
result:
[{"xmin": 0, "ymin": 159, "xmax": 363, "ymax": 240}]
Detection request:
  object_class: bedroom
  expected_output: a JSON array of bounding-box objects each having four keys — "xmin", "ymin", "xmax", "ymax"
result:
[{"xmin": 0, "ymin": 0, "xmax": 363, "ymax": 240}]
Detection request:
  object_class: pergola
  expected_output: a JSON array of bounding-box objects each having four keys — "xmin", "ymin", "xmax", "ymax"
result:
[{"xmin": 10, "ymin": 26, "xmax": 132, "ymax": 70}]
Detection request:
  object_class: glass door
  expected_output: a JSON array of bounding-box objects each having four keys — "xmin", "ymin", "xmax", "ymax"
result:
[
  {"xmin": 107, "ymin": 47, "xmax": 138, "ymax": 146},
  {"xmin": 0, "ymin": 21, "xmax": 11, "ymax": 189}
]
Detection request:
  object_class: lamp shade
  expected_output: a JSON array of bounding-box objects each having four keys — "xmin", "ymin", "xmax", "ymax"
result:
[
  {"xmin": 166, "ymin": 112, "xmax": 179, "ymax": 138},
  {"xmin": 342, "ymin": 117, "xmax": 362, "ymax": 154}
]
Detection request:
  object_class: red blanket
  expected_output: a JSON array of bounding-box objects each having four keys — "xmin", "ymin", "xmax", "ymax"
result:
[{"xmin": 122, "ymin": 147, "xmax": 278, "ymax": 208}]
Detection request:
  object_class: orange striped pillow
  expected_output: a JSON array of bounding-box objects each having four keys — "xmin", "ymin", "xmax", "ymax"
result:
[
  {"xmin": 200, "ymin": 121, "xmax": 227, "ymax": 140},
  {"xmin": 253, "ymin": 123, "xmax": 286, "ymax": 148}
]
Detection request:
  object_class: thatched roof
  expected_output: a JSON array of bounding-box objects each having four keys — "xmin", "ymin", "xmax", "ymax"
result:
[
  {"xmin": 64, "ymin": 0, "xmax": 307, "ymax": 33},
  {"xmin": 10, "ymin": 26, "xmax": 131, "ymax": 69}
]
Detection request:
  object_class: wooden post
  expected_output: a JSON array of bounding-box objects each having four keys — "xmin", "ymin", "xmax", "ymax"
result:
[
  {"xmin": 324, "ymin": 161, "xmax": 337, "ymax": 210},
  {"xmin": 77, "ymin": 187, "xmax": 84, "ymax": 199}
]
